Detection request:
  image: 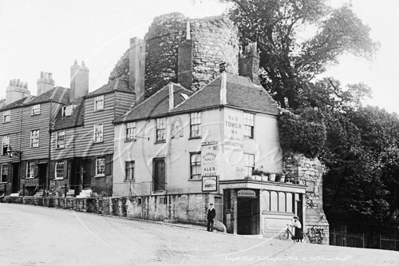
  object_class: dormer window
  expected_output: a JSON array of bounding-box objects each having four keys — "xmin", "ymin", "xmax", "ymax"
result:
[
  {"xmin": 3, "ymin": 110, "xmax": 10, "ymax": 123},
  {"xmin": 94, "ymin": 96, "xmax": 104, "ymax": 111},
  {"xmin": 62, "ymin": 105, "xmax": 75, "ymax": 117},
  {"xmin": 31, "ymin": 104, "xmax": 41, "ymax": 115}
]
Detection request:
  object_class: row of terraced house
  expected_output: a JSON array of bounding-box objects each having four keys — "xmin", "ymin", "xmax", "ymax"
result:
[{"xmin": 0, "ymin": 13, "xmax": 329, "ymax": 240}]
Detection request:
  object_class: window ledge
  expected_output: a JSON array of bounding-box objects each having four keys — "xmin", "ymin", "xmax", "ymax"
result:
[
  {"xmin": 189, "ymin": 136, "xmax": 202, "ymax": 140},
  {"xmin": 55, "ymin": 147, "xmax": 65, "ymax": 150},
  {"xmin": 94, "ymin": 174, "xmax": 105, "ymax": 178},
  {"xmin": 54, "ymin": 178, "xmax": 64, "ymax": 181},
  {"xmin": 94, "ymin": 109, "xmax": 105, "ymax": 112},
  {"xmin": 93, "ymin": 141, "xmax": 104, "ymax": 144},
  {"xmin": 188, "ymin": 179, "xmax": 202, "ymax": 181},
  {"xmin": 31, "ymin": 114, "xmax": 41, "ymax": 116},
  {"xmin": 3, "ymin": 121, "xmax": 10, "ymax": 124},
  {"xmin": 124, "ymin": 179, "xmax": 135, "ymax": 183},
  {"xmin": 154, "ymin": 140, "xmax": 166, "ymax": 144},
  {"xmin": 124, "ymin": 139, "xmax": 136, "ymax": 143}
]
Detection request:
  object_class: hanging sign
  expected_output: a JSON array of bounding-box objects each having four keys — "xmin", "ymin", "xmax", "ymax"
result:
[{"xmin": 202, "ymin": 176, "xmax": 218, "ymax": 192}]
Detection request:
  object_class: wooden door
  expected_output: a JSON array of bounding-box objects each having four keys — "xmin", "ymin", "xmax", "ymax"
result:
[{"xmin": 153, "ymin": 158, "xmax": 165, "ymax": 192}]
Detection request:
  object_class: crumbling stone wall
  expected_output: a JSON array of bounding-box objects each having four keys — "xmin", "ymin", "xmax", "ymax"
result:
[
  {"xmin": 109, "ymin": 49, "xmax": 129, "ymax": 82},
  {"xmin": 283, "ymin": 152, "xmax": 330, "ymax": 244},
  {"xmin": 109, "ymin": 12, "xmax": 240, "ymax": 97},
  {"xmin": 189, "ymin": 16, "xmax": 239, "ymax": 90},
  {"xmin": 2, "ymin": 193, "xmax": 212, "ymax": 227}
]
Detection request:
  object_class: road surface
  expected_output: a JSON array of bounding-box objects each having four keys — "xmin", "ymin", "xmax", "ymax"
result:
[{"xmin": 0, "ymin": 203, "xmax": 398, "ymax": 266}]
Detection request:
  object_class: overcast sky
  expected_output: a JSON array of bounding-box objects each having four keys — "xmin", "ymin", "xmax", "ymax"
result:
[{"xmin": 0, "ymin": 0, "xmax": 398, "ymax": 113}]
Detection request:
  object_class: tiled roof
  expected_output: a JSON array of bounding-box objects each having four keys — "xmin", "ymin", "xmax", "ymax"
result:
[
  {"xmin": 27, "ymin": 86, "xmax": 70, "ymax": 105},
  {"xmin": 52, "ymin": 97, "xmax": 85, "ymax": 131},
  {"xmin": 87, "ymin": 79, "xmax": 133, "ymax": 98},
  {"xmin": 171, "ymin": 73, "xmax": 279, "ymax": 115},
  {"xmin": 115, "ymin": 83, "xmax": 194, "ymax": 123},
  {"xmin": 0, "ymin": 97, "xmax": 29, "ymax": 111}
]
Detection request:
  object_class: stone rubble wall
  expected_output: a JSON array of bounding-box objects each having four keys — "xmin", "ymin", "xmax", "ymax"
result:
[
  {"xmin": 109, "ymin": 12, "xmax": 239, "ymax": 97},
  {"xmin": 283, "ymin": 152, "xmax": 330, "ymax": 244},
  {"xmin": 1, "ymin": 193, "xmax": 219, "ymax": 229}
]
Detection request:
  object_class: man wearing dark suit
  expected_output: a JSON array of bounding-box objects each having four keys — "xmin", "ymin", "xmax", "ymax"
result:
[{"xmin": 207, "ymin": 203, "xmax": 216, "ymax": 232}]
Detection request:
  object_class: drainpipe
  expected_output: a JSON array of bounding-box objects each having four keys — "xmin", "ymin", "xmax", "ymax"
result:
[{"xmin": 47, "ymin": 99, "xmax": 53, "ymax": 196}]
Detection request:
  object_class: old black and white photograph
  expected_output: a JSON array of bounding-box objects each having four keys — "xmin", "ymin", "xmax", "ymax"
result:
[{"xmin": 1, "ymin": 0, "xmax": 399, "ymax": 265}]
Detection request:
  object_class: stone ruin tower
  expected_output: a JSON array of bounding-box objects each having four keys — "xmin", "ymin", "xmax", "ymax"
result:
[
  {"xmin": 109, "ymin": 12, "xmax": 240, "ymax": 98},
  {"xmin": 144, "ymin": 12, "xmax": 239, "ymax": 95}
]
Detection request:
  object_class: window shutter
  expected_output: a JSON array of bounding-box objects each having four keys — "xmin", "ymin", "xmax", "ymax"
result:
[
  {"xmin": 21, "ymin": 161, "xmax": 26, "ymax": 179},
  {"xmin": 67, "ymin": 160, "xmax": 72, "ymax": 179},
  {"xmin": 63, "ymin": 160, "xmax": 68, "ymax": 179},
  {"xmin": 91, "ymin": 157, "xmax": 96, "ymax": 176},
  {"xmin": 34, "ymin": 162, "xmax": 39, "ymax": 178},
  {"xmin": 105, "ymin": 155, "xmax": 112, "ymax": 176},
  {"xmin": 7, "ymin": 163, "xmax": 11, "ymax": 182},
  {"xmin": 49, "ymin": 161, "xmax": 55, "ymax": 180}
]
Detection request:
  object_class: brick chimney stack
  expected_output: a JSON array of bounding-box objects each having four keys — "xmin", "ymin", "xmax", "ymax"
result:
[
  {"xmin": 129, "ymin": 37, "xmax": 146, "ymax": 105},
  {"xmin": 70, "ymin": 60, "xmax": 89, "ymax": 102},
  {"xmin": 6, "ymin": 79, "xmax": 30, "ymax": 105},
  {"xmin": 220, "ymin": 62, "xmax": 227, "ymax": 105},
  {"xmin": 37, "ymin": 71, "xmax": 55, "ymax": 96},
  {"xmin": 177, "ymin": 19, "xmax": 193, "ymax": 90},
  {"xmin": 239, "ymin": 42, "xmax": 260, "ymax": 85}
]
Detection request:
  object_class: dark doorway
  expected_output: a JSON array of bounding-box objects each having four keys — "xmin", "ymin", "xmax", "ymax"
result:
[
  {"xmin": 215, "ymin": 197, "xmax": 223, "ymax": 222},
  {"xmin": 237, "ymin": 192, "xmax": 260, "ymax": 235},
  {"xmin": 70, "ymin": 160, "xmax": 80, "ymax": 195},
  {"xmin": 38, "ymin": 163, "xmax": 47, "ymax": 188},
  {"xmin": 82, "ymin": 160, "xmax": 91, "ymax": 189},
  {"xmin": 153, "ymin": 158, "xmax": 165, "ymax": 192},
  {"xmin": 12, "ymin": 164, "xmax": 19, "ymax": 193}
]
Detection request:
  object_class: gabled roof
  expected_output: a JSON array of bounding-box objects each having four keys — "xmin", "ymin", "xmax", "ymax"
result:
[
  {"xmin": 0, "ymin": 97, "xmax": 28, "ymax": 111},
  {"xmin": 87, "ymin": 78, "xmax": 133, "ymax": 98},
  {"xmin": 171, "ymin": 73, "xmax": 279, "ymax": 115},
  {"xmin": 27, "ymin": 86, "xmax": 70, "ymax": 106},
  {"xmin": 52, "ymin": 97, "xmax": 85, "ymax": 131},
  {"xmin": 115, "ymin": 83, "xmax": 194, "ymax": 123}
]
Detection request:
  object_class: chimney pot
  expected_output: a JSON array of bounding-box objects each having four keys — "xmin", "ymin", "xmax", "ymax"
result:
[
  {"xmin": 70, "ymin": 60, "xmax": 89, "ymax": 101},
  {"xmin": 220, "ymin": 72, "xmax": 227, "ymax": 105},
  {"xmin": 219, "ymin": 62, "xmax": 226, "ymax": 73},
  {"xmin": 186, "ymin": 19, "xmax": 191, "ymax": 40},
  {"xmin": 169, "ymin": 83, "xmax": 174, "ymax": 111},
  {"xmin": 129, "ymin": 37, "xmax": 146, "ymax": 104}
]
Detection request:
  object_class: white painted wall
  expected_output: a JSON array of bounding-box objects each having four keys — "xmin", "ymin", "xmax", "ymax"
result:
[{"xmin": 113, "ymin": 107, "xmax": 281, "ymax": 197}]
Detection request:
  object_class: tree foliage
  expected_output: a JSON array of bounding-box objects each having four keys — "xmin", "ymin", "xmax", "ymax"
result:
[
  {"xmin": 220, "ymin": 0, "xmax": 378, "ymax": 109},
  {"xmin": 215, "ymin": 0, "xmax": 399, "ymax": 236}
]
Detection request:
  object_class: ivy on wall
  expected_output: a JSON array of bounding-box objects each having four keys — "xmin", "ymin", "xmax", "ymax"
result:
[{"xmin": 278, "ymin": 108, "xmax": 326, "ymax": 158}]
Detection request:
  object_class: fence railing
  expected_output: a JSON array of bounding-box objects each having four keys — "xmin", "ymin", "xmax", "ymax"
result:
[{"xmin": 330, "ymin": 230, "xmax": 399, "ymax": 251}]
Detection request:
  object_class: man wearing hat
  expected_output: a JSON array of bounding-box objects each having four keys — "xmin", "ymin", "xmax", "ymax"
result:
[
  {"xmin": 291, "ymin": 216, "xmax": 303, "ymax": 242},
  {"xmin": 207, "ymin": 203, "xmax": 216, "ymax": 232}
]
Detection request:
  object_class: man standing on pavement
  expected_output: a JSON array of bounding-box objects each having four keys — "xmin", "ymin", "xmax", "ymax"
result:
[{"xmin": 207, "ymin": 203, "xmax": 216, "ymax": 232}]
